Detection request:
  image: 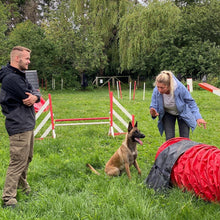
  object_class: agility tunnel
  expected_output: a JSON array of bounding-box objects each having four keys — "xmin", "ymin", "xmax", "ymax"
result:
[{"xmin": 145, "ymin": 137, "xmax": 220, "ymax": 203}]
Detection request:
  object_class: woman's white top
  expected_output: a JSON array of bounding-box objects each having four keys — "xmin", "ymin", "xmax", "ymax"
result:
[{"xmin": 163, "ymin": 79, "xmax": 179, "ymax": 115}]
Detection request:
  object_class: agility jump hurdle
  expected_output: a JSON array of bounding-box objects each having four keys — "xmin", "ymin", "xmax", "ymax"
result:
[
  {"xmin": 198, "ymin": 82, "xmax": 220, "ymax": 96},
  {"xmin": 34, "ymin": 94, "xmax": 55, "ymax": 139},
  {"xmin": 34, "ymin": 92, "xmax": 135, "ymax": 139},
  {"xmin": 109, "ymin": 91, "xmax": 134, "ymax": 136}
]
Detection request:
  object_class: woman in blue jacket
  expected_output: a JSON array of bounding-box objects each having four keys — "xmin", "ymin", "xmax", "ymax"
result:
[{"xmin": 150, "ymin": 70, "xmax": 207, "ymax": 140}]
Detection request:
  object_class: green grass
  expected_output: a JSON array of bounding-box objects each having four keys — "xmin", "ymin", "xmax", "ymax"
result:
[{"xmin": 0, "ymin": 88, "xmax": 220, "ymax": 219}]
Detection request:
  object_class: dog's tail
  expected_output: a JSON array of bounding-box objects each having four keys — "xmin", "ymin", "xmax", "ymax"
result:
[{"xmin": 86, "ymin": 163, "xmax": 101, "ymax": 176}]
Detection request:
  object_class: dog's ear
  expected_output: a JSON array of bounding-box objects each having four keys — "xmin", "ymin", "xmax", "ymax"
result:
[
  {"xmin": 134, "ymin": 121, "xmax": 137, "ymax": 127},
  {"xmin": 128, "ymin": 122, "xmax": 133, "ymax": 132}
]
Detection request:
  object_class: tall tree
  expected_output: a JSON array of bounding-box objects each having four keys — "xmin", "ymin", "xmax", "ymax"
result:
[
  {"xmin": 173, "ymin": 0, "xmax": 209, "ymax": 7},
  {"xmin": 1, "ymin": 0, "xmax": 31, "ymax": 28},
  {"xmin": 0, "ymin": 1, "xmax": 10, "ymax": 65},
  {"xmin": 171, "ymin": 0, "xmax": 220, "ymax": 78},
  {"xmin": 180, "ymin": 0, "xmax": 220, "ymax": 46},
  {"xmin": 119, "ymin": 0, "xmax": 181, "ymax": 76},
  {"xmin": 7, "ymin": 20, "xmax": 56, "ymax": 79},
  {"xmin": 1, "ymin": 0, "xmax": 61, "ymax": 27},
  {"xmin": 69, "ymin": 0, "xmax": 134, "ymax": 76},
  {"xmin": 42, "ymin": 0, "xmax": 108, "ymax": 86}
]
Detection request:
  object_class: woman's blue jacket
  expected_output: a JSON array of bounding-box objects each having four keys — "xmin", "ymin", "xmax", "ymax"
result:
[{"xmin": 150, "ymin": 75, "xmax": 202, "ymax": 136}]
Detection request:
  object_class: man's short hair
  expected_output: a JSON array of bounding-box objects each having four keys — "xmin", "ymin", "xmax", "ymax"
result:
[
  {"xmin": 11, "ymin": 46, "xmax": 31, "ymax": 53},
  {"xmin": 10, "ymin": 46, "xmax": 31, "ymax": 60}
]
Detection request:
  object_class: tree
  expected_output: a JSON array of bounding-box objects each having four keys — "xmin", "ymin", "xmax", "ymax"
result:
[
  {"xmin": 7, "ymin": 20, "xmax": 56, "ymax": 79},
  {"xmin": 119, "ymin": 0, "xmax": 220, "ymax": 79},
  {"xmin": 180, "ymin": 0, "xmax": 220, "ymax": 46},
  {"xmin": 1, "ymin": 0, "xmax": 29, "ymax": 29},
  {"xmin": 119, "ymin": 0, "xmax": 181, "ymax": 76},
  {"xmin": 172, "ymin": 0, "xmax": 210, "ymax": 7},
  {"xmin": 42, "ymin": 0, "xmax": 107, "ymax": 87},
  {"xmin": 0, "ymin": 1, "xmax": 10, "ymax": 65},
  {"xmin": 43, "ymin": 0, "xmax": 135, "ymax": 85},
  {"xmin": 2, "ymin": 0, "xmax": 219, "ymax": 85},
  {"xmin": 169, "ymin": 0, "xmax": 220, "ymax": 78},
  {"xmin": 69, "ymin": 0, "xmax": 135, "ymax": 76}
]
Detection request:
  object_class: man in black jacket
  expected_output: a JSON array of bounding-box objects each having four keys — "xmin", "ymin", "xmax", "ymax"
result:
[{"xmin": 0, "ymin": 46, "xmax": 41, "ymax": 208}]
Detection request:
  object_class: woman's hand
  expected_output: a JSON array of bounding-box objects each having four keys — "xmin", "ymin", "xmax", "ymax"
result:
[
  {"xmin": 197, "ymin": 118, "xmax": 207, "ymax": 129},
  {"xmin": 150, "ymin": 108, "xmax": 159, "ymax": 117}
]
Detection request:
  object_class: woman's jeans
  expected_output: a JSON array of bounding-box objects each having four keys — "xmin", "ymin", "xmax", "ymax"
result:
[{"xmin": 162, "ymin": 112, "xmax": 190, "ymax": 141}]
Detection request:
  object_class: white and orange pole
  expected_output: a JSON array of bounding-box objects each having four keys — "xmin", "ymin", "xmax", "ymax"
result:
[
  {"xmin": 133, "ymin": 81, "xmax": 136, "ymax": 100},
  {"xmin": 48, "ymin": 93, "xmax": 56, "ymax": 138}
]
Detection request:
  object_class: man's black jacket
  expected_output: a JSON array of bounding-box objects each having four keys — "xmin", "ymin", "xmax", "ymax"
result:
[{"xmin": 0, "ymin": 64, "xmax": 41, "ymax": 136}]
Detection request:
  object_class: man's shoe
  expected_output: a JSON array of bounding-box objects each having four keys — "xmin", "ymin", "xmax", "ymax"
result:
[
  {"xmin": 18, "ymin": 180, "xmax": 31, "ymax": 195},
  {"xmin": 23, "ymin": 186, "xmax": 31, "ymax": 195},
  {"xmin": 3, "ymin": 198, "xmax": 17, "ymax": 208}
]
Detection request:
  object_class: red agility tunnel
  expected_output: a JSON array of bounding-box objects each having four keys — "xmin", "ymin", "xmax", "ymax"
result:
[{"xmin": 146, "ymin": 137, "xmax": 220, "ymax": 203}]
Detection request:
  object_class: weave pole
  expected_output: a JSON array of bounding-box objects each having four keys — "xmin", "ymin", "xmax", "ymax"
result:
[
  {"xmin": 119, "ymin": 81, "xmax": 122, "ymax": 99},
  {"xmin": 129, "ymin": 82, "xmax": 132, "ymax": 100},
  {"xmin": 108, "ymin": 81, "xmax": 111, "ymax": 96},
  {"xmin": 187, "ymin": 78, "xmax": 193, "ymax": 92},
  {"xmin": 116, "ymin": 81, "xmax": 123, "ymax": 99},
  {"xmin": 116, "ymin": 81, "xmax": 119, "ymax": 99},
  {"xmin": 133, "ymin": 81, "xmax": 136, "ymax": 100}
]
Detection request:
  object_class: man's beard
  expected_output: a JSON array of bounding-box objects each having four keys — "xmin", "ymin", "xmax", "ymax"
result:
[{"xmin": 19, "ymin": 61, "xmax": 28, "ymax": 71}]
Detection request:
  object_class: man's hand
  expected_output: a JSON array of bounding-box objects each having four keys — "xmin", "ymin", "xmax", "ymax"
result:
[
  {"xmin": 197, "ymin": 119, "xmax": 207, "ymax": 129},
  {"xmin": 150, "ymin": 108, "xmax": 159, "ymax": 117},
  {"xmin": 23, "ymin": 92, "xmax": 38, "ymax": 106}
]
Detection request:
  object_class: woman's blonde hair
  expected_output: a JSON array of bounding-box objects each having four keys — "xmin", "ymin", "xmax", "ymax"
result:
[{"xmin": 155, "ymin": 70, "xmax": 174, "ymax": 96}]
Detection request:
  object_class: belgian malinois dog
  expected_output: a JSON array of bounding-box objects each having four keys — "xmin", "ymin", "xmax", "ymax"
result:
[{"xmin": 87, "ymin": 121, "xmax": 145, "ymax": 179}]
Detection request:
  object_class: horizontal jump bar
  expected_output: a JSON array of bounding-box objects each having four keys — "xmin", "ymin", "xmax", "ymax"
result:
[
  {"xmin": 55, "ymin": 122, "xmax": 109, "ymax": 126},
  {"xmin": 55, "ymin": 117, "xmax": 109, "ymax": 122},
  {"xmin": 114, "ymin": 132, "xmax": 126, "ymax": 136}
]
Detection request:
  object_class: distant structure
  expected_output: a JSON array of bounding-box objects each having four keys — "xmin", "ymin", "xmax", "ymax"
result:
[{"xmin": 25, "ymin": 70, "xmax": 39, "ymax": 89}]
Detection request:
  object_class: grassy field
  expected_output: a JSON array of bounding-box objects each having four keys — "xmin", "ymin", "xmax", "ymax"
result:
[{"xmin": 0, "ymin": 87, "xmax": 220, "ymax": 219}]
